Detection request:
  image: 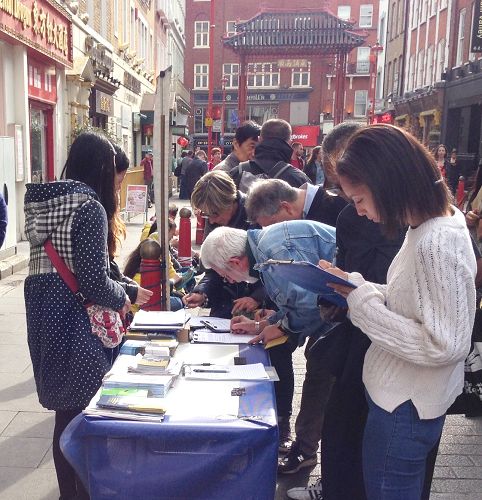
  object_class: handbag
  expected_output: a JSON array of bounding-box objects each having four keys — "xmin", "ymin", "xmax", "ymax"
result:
[{"xmin": 44, "ymin": 239, "xmax": 125, "ymax": 348}]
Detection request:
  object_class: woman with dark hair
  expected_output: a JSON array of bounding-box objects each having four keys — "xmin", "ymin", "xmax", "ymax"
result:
[
  {"xmin": 446, "ymin": 148, "xmax": 460, "ymax": 196},
  {"xmin": 24, "ymin": 131, "xmax": 132, "ymax": 500},
  {"xmin": 108, "ymin": 145, "xmax": 152, "ymax": 334},
  {"xmin": 321, "ymin": 124, "xmax": 476, "ymax": 499},
  {"xmin": 303, "ymin": 145, "xmax": 325, "ymax": 185},
  {"xmin": 434, "ymin": 143, "xmax": 450, "ymax": 180}
]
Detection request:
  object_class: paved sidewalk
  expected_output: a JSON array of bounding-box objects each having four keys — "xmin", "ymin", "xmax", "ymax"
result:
[{"xmin": 0, "ymin": 197, "xmax": 480, "ymax": 499}]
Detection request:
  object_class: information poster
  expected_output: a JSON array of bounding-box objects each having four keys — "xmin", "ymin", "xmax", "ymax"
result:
[{"xmin": 125, "ymin": 185, "xmax": 148, "ymax": 213}]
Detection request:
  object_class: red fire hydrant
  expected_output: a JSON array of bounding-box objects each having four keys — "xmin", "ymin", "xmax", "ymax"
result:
[{"xmin": 177, "ymin": 207, "xmax": 192, "ymax": 268}]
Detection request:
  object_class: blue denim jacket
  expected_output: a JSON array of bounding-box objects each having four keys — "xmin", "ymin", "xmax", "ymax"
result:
[{"xmin": 247, "ymin": 220, "xmax": 336, "ymax": 345}]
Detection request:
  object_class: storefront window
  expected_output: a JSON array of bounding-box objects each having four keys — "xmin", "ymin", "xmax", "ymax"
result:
[
  {"xmin": 29, "ymin": 107, "xmax": 47, "ymax": 183},
  {"xmin": 247, "ymin": 105, "xmax": 278, "ymax": 125}
]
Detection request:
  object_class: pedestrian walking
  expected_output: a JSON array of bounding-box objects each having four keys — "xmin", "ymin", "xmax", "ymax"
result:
[{"xmin": 141, "ymin": 151, "xmax": 154, "ymax": 207}]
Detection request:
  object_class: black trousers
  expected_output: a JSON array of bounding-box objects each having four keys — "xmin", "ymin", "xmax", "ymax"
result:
[{"xmin": 53, "ymin": 409, "xmax": 90, "ymax": 500}]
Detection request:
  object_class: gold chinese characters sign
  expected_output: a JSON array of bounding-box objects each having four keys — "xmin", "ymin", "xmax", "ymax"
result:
[{"xmin": 0, "ymin": 0, "xmax": 72, "ymax": 67}]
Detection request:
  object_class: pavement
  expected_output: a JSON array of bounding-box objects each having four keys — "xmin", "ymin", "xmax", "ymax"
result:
[{"xmin": 0, "ymin": 195, "xmax": 480, "ymax": 499}]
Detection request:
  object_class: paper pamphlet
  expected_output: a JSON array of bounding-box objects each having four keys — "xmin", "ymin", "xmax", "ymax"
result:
[
  {"xmin": 130, "ymin": 309, "xmax": 190, "ymax": 328},
  {"xmin": 190, "ymin": 329, "xmax": 255, "ymax": 344},
  {"xmin": 257, "ymin": 260, "xmax": 356, "ymax": 308},
  {"xmin": 189, "ymin": 316, "xmax": 231, "ymax": 331},
  {"xmin": 183, "ymin": 362, "xmax": 270, "ymax": 381}
]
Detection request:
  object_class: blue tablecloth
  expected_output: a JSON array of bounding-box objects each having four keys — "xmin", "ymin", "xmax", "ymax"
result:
[{"xmin": 60, "ymin": 344, "xmax": 278, "ymax": 500}]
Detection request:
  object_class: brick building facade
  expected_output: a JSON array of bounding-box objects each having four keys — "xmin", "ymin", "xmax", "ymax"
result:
[{"xmin": 184, "ymin": 0, "xmax": 380, "ymax": 151}]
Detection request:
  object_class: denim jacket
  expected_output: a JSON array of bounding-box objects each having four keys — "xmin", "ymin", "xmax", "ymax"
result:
[{"xmin": 247, "ymin": 220, "xmax": 336, "ymax": 345}]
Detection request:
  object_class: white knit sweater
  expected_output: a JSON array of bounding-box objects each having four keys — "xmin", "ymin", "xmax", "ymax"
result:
[{"xmin": 347, "ymin": 208, "xmax": 477, "ymax": 419}]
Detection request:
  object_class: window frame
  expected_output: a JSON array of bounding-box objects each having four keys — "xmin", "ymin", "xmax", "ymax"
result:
[
  {"xmin": 337, "ymin": 5, "xmax": 351, "ymax": 21},
  {"xmin": 222, "ymin": 63, "xmax": 239, "ymax": 88},
  {"xmin": 354, "ymin": 90, "xmax": 368, "ymax": 117},
  {"xmin": 455, "ymin": 8, "xmax": 466, "ymax": 66},
  {"xmin": 194, "ymin": 64, "xmax": 209, "ymax": 89},
  {"xmin": 194, "ymin": 20, "xmax": 210, "ymax": 48},
  {"xmin": 359, "ymin": 4, "xmax": 374, "ymax": 28},
  {"xmin": 291, "ymin": 62, "xmax": 311, "ymax": 87},
  {"xmin": 247, "ymin": 63, "xmax": 280, "ymax": 89}
]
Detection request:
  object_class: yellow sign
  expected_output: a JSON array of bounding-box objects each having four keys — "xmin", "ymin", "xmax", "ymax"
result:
[{"xmin": 205, "ymin": 117, "xmax": 213, "ymax": 127}]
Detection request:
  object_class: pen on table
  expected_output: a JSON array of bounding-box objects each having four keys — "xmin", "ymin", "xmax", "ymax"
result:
[{"xmin": 193, "ymin": 369, "xmax": 229, "ymax": 373}]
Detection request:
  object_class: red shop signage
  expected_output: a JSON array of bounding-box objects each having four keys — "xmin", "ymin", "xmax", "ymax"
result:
[
  {"xmin": 291, "ymin": 126, "xmax": 320, "ymax": 147},
  {"xmin": 0, "ymin": 0, "xmax": 72, "ymax": 67},
  {"xmin": 28, "ymin": 58, "xmax": 56, "ymax": 103}
]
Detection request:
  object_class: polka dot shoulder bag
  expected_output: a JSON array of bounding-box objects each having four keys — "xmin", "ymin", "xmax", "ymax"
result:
[{"xmin": 44, "ymin": 239, "xmax": 125, "ymax": 348}]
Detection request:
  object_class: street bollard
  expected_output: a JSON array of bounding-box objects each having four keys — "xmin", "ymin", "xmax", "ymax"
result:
[
  {"xmin": 139, "ymin": 239, "xmax": 162, "ymax": 311},
  {"xmin": 195, "ymin": 210, "xmax": 206, "ymax": 245},
  {"xmin": 456, "ymin": 175, "xmax": 465, "ymax": 207},
  {"xmin": 178, "ymin": 207, "xmax": 192, "ymax": 268}
]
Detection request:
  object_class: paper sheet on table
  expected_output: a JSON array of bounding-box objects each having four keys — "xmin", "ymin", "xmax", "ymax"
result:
[
  {"xmin": 184, "ymin": 362, "xmax": 269, "ymax": 381},
  {"xmin": 190, "ymin": 329, "xmax": 255, "ymax": 344},
  {"xmin": 131, "ymin": 309, "xmax": 190, "ymax": 327},
  {"xmin": 189, "ymin": 316, "xmax": 231, "ymax": 331}
]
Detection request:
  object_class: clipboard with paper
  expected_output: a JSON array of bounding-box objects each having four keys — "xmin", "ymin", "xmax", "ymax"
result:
[{"xmin": 256, "ymin": 260, "xmax": 356, "ymax": 308}]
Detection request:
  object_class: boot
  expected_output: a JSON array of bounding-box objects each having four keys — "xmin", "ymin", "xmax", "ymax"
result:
[{"xmin": 278, "ymin": 416, "xmax": 293, "ymax": 455}]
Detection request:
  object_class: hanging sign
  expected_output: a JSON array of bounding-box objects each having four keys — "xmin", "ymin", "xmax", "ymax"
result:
[{"xmin": 472, "ymin": 0, "xmax": 482, "ymax": 52}]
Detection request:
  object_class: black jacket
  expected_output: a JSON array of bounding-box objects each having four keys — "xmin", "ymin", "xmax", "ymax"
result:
[
  {"xmin": 306, "ymin": 187, "xmax": 348, "ymax": 227},
  {"xmin": 229, "ymin": 138, "xmax": 310, "ymax": 188},
  {"xmin": 303, "ymin": 160, "xmax": 318, "ymax": 184},
  {"xmin": 193, "ymin": 192, "xmax": 268, "ymax": 316},
  {"xmin": 184, "ymin": 158, "xmax": 208, "ymax": 198}
]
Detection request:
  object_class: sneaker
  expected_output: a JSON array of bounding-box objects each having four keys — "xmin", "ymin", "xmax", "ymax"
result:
[
  {"xmin": 279, "ymin": 436, "xmax": 293, "ymax": 455},
  {"xmin": 287, "ymin": 479, "xmax": 323, "ymax": 500},
  {"xmin": 278, "ymin": 446, "xmax": 317, "ymax": 474}
]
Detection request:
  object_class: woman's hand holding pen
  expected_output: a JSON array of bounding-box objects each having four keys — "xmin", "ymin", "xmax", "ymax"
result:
[{"xmin": 318, "ymin": 259, "xmax": 354, "ymax": 299}]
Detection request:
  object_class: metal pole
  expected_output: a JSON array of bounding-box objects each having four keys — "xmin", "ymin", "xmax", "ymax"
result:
[
  {"xmin": 221, "ymin": 77, "xmax": 227, "ymax": 140},
  {"xmin": 153, "ymin": 67, "xmax": 172, "ymax": 310},
  {"xmin": 238, "ymin": 54, "xmax": 247, "ymax": 122},
  {"xmin": 207, "ymin": 0, "xmax": 215, "ymax": 160}
]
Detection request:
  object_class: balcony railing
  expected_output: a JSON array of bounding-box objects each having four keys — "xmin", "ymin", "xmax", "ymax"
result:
[{"xmin": 346, "ymin": 61, "xmax": 370, "ymax": 74}]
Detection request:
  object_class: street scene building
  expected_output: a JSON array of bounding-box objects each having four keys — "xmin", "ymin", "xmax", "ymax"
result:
[
  {"xmin": 0, "ymin": 2, "xmax": 481, "ymax": 499},
  {"xmin": 185, "ymin": 0, "xmax": 382, "ymax": 152}
]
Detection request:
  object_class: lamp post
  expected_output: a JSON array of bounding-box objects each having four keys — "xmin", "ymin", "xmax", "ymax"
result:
[
  {"xmin": 221, "ymin": 76, "xmax": 228, "ymax": 147},
  {"xmin": 206, "ymin": 0, "xmax": 215, "ymax": 160},
  {"xmin": 368, "ymin": 41, "xmax": 383, "ymax": 125}
]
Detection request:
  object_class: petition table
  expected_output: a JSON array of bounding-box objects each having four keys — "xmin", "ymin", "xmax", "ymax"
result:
[{"xmin": 61, "ymin": 342, "xmax": 278, "ymax": 500}]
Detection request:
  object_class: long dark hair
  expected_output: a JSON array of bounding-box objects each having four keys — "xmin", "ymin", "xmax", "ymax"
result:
[
  {"xmin": 62, "ymin": 132, "xmax": 119, "ymax": 257},
  {"xmin": 337, "ymin": 124, "xmax": 451, "ymax": 237},
  {"xmin": 306, "ymin": 146, "xmax": 322, "ymax": 165}
]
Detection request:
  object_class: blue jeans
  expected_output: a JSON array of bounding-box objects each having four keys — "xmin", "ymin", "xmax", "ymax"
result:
[{"xmin": 363, "ymin": 392, "xmax": 445, "ymax": 500}]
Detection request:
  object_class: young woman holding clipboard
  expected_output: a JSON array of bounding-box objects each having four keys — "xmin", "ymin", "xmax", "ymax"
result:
[{"xmin": 320, "ymin": 124, "xmax": 477, "ymax": 499}]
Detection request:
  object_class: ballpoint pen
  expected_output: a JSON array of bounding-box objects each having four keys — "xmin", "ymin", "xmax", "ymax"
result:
[{"xmin": 193, "ymin": 369, "xmax": 228, "ymax": 373}]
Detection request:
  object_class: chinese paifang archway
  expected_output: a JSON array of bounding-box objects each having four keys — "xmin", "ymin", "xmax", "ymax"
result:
[{"xmin": 223, "ymin": 8, "xmax": 366, "ymax": 125}]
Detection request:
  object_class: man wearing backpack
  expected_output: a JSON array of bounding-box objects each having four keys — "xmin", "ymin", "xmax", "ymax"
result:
[{"xmin": 229, "ymin": 119, "xmax": 310, "ymax": 192}]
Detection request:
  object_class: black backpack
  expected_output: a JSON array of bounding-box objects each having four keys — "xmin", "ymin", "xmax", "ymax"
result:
[{"xmin": 235, "ymin": 161, "xmax": 292, "ymax": 193}]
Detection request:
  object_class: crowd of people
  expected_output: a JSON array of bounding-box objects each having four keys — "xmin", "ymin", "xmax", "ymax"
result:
[{"xmin": 22, "ymin": 116, "xmax": 481, "ymax": 500}]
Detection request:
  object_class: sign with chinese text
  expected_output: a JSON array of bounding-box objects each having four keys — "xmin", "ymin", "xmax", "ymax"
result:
[
  {"xmin": 28, "ymin": 58, "xmax": 57, "ymax": 103},
  {"xmin": 125, "ymin": 185, "xmax": 148, "ymax": 213},
  {"xmin": 472, "ymin": 0, "xmax": 482, "ymax": 52},
  {"xmin": 94, "ymin": 90, "xmax": 113, "ymax": 116},
  {"xmin": 277, "ymin": 59, "xmax": 309, "ymax": 68},
  {"xmin": 291, "ymin": 125, "xmax": 320, "ymax": 147},
  {"xmin": 0, "ymin": 0, "xmax": 72, "ymax": 67}
]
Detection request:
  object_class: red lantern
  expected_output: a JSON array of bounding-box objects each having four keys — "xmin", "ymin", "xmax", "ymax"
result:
[
  {"xmin": 212, "ymin": 106, "xmax": 222, "ymax": 120},
  {"xmin": 177, "ymin": 136, "xmax": 189, "ymax": 148}
]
